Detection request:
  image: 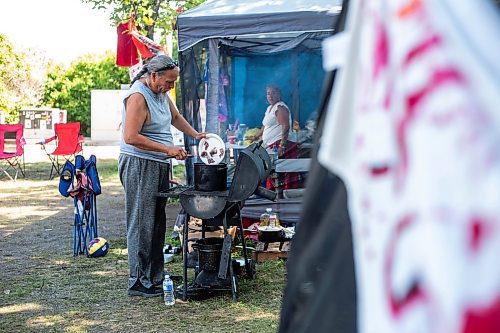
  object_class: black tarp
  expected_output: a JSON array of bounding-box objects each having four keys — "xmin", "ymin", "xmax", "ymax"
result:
[{"xmin": 277, "ymin": 2, "xmax": 358, "ymax": 332}]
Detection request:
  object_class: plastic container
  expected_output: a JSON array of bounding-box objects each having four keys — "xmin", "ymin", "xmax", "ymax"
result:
[
  {"xmin": 237, "ymin": 124, "xmax": 248, "ymax": 142},
  {"xmin": 269, "ymin": 210, "xmax": 280, "ymax": 228},
  {"xmin": 260, "ymin": 208, "xmax": 272, "ymax": 227},
  {"xmin": 163, "ymin": 275, "xmax": 175, "ymax": 306}
]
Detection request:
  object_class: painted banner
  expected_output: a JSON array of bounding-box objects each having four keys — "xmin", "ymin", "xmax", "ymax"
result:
[{"xmin": 319, "ymin": 0, "xmax": 500, "ymax": 332}]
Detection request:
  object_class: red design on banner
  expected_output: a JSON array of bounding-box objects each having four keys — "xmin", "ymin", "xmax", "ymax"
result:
[
  {"xmin": 462, "ymin": 296, "xmax": 500, "ymax": 333},
  {"xmin": 373, "ymin": 21, "xmax": 389, "ymax": 79},
  {"xmin": 396, "ymin": 68, "xmax": 466, "ymax": 187},
  {"xmin": 370, "ymin": 165, "xmax": 391, "ymax": 177},
  {"xmin": 398, "ymin": 0, "xmax": 423, "ymax": 18},
  {"xmin": 468, "ymin": 217, "xmax": 489, "ymax": 252},
  {"xmin": 404, "ymin": 35, "xmax": 442, "ymax": 67},
  {"xmin": 384, "ymin": 215, "xmax": 428, "ymax": 316}
]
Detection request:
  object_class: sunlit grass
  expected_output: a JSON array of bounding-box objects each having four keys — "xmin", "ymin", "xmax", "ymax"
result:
[
  {"xmin": 0, "ymin": 303, "xmax": 42, "ymax": 315},
  {"xmin": 0, "ymin": 159, "xmax": 119, "ymax": 183}
]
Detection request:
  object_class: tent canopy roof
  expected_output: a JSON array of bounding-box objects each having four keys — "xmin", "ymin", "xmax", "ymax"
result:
[{"xmin": 177, "ymin": 0, "xmax": 342, "ymax": 51}]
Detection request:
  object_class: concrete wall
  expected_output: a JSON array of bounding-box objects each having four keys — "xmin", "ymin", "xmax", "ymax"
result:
[
  {"xmin": 90, "ymin": 89, "xmax": 185, "ymax": 146},
  {"xmin": 91, "ymin": 90, "xmax": 124, "ymax": 143}
]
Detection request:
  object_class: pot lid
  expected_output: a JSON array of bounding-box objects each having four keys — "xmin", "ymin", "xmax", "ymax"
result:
[{"xmin": 198, "ymin": 133, "xmax": 226, "ymax": 165}]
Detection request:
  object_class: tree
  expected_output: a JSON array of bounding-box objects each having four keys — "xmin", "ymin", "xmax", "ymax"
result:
[
  {"xmin": 43, "ymin": 52, "xmax": 129, "ymax": 136},
  {"xmin": 81, "ymin": 0, "xmax": 206, "ymax": 42},
  {"xmin": 0, "ymin": 34, "xmax": 47, "ymax": 123}
]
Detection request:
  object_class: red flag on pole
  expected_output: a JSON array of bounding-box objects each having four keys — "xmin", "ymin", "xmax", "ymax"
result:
[
  {"xmin": 116, "ymin": 18, "xmax": 139, "ymax": 67},
  {"xmin": 116, "ymin": 15, "xmax": 165, "ymax": 66},
  {"xmin": 130, "ymin": 30, "xmax": 165, "ymax": 59}
]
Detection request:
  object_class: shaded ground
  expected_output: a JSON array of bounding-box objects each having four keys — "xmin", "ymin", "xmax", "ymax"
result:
[{"xmin": 0, "ymin": 160, "xmax": 285, "ymax": 333}]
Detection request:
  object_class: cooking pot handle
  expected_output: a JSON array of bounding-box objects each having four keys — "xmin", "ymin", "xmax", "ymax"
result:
[
  {"xmin": 190, "ymin": 242, "xmax": 200, "ymax": 250},
  {"xmin": 255, "ymin": 186, "xmax": 277, "ymax": 201}
]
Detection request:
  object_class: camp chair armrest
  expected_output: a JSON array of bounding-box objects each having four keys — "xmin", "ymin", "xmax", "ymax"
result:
[
  {"xmin": 78, "ymin": 135, "xmax": 85, "ymax": 143},
  {"xmin": 37, "ymin": 136, "xmax": 57, "ymax": 145}
]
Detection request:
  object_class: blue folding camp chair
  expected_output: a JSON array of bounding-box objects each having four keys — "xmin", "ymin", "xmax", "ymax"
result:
[{"xmin": 59, "ymin": 155, "xmax": 101, "ymax": 256}]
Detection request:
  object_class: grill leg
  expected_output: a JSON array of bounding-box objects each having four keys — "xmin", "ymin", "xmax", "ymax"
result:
[
  {"xmin": 182, "ymin": 213, "xmax": 189, "ymax": 302},
  {"xmin": 236, "ymin": 206, "xmax": 253, "ymax": 279},
  {"xmin": 219, "ymin": 206, "xmax": 238, "ymax": 302}
]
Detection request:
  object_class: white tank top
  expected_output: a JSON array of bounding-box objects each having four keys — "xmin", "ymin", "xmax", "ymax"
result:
[{"xmin": 261, "ymin": 101, "xmax": 292, "ymax": 148}]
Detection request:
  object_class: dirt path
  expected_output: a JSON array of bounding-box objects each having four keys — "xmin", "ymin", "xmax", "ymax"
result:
[{"xmin": 0, "ymin": 178, "xmax": 181, "ymax": 275}]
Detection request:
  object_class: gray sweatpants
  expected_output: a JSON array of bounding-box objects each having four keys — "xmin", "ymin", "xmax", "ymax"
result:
[{"xmin": 118, "ymin": 154, "xmax": 170, "ymax": 289}]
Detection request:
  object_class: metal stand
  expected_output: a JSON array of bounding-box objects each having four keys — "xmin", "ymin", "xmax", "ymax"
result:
[{"xmin": 180, "ymin": 203, "xmax": 250, "ymax": 303}]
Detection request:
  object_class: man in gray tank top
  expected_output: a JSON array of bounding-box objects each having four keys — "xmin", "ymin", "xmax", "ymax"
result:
[{"xmin": 118, "ymin": 55, "xmax": 206, "ymax": 297}]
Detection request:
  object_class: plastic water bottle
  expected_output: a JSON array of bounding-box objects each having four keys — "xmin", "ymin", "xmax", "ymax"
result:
[
  {"xmin": 163, "ymin": 275, "xmax": 175, "ymax": 306},
  {"xmin": 273, "ymin": 145, "xmax": 278, "ymax": 161}
]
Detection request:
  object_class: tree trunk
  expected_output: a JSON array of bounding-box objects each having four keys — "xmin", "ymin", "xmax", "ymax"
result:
[{"xmin": 146, "ymin": 0, "xmax": 163, "ymax": 40}]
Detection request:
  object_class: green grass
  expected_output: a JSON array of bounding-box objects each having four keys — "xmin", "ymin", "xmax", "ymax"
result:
[
  {"xmin": 0, "ymin": 235, "xmax": 286, "ymax": 333},
  {"xmin": 96, "ymin": 159, "xmax": 119, "ymax": 181},
  {"xmin": 0, "ymin": 159, "xmax": 119, "ymax": 182},
  {"xmin": 0, "ymin": 161, "xmax": 287, "ymax": 332},
  {"xmin": 2, "ymin": 159, "xmax": 184, "ymax": 184}
]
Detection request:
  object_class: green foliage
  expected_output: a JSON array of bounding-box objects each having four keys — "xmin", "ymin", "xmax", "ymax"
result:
[
  {"xmin": 173, "ymin": 164, "xmax": 186, "ymax": 182},
  {"xmin": 0, "ymin": 34, "xmax": 45, "ymax": 122},
  {"xmin": 42, "ymin": 52, "xmax": 129, "ymax": 136},
  {"xmin": 81, "ymin": 0, "xmax": 206, "ymax": 42}
]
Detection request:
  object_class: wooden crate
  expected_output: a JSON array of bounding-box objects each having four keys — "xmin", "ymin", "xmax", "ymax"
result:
[
  {"xmin": 252, "ymin": 251, "xmax": 288, "ymax": 262},
  {"xmin": 251, "ymin": 241, "xmax": 290, "ymax": 263}
]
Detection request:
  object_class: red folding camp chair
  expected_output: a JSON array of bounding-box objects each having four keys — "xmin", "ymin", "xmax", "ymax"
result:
[
  {"xmin": 0, "ymin": 124, "xmax": 26, "ymax": 181},
  {"xmin": 38, "ymin": 122, "xmax": 84, "ymax": 179}
]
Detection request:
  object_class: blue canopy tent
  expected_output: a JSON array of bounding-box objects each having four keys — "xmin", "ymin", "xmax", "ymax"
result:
[
  {"xmin": 177, "ymin": 0, "xmax": 342, "ymax": 135},
  {"xmin": 176, "ymin": 0, "xmax": 342, "ymax": 221}
]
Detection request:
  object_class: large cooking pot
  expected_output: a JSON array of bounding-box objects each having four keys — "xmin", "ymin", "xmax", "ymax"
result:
[
  {"xmin": 257, "ymin": 226, "xmax": 284, "ymax": 243},
  {"xmin": 192, "ymin": 237, "xmax": 224, "ymax": 271},
  {"xmin": 194, "ymin": 162, "xmax": 227, "ymax": 191}
]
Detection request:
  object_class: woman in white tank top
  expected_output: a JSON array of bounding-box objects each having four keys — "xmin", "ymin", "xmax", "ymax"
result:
[
  {"xmin": 248, "ymin": 86, "xmax": 292, "ymax": 154},
  {"xmin": 246, "ymin": 85, "xmax": 300, "ymax": 190}
]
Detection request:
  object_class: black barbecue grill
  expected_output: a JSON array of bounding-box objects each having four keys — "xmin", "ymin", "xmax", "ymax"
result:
[{"xmin": 157, "ymin": 142, "xmax": 276, "ymax": 302}]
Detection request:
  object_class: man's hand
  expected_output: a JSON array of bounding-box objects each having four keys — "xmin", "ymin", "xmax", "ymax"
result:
[
  {"xmin": 166, "ymin": 146, "xmax": 188, "ymax": 160},
  {"xmin": 194, "ymin": 132, "xmax": 208, "ymax": 140}
]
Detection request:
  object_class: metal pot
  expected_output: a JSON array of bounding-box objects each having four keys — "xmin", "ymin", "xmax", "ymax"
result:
[
  {"xmin": 194, "ymin": 162, "xmax": 227, "ymax": 191},
  {"xmin": 192, "ymin": 237, "xmax": 224, "ymax": 271},
  {"xmin": 257, "ymin": 226, "xmax": 284, "ymax": 243}
]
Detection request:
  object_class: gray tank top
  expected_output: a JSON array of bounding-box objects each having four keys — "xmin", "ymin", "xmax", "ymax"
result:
[{"xmin": 120, "ymin": 81, "xmax": 173, "ymax": 163}]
